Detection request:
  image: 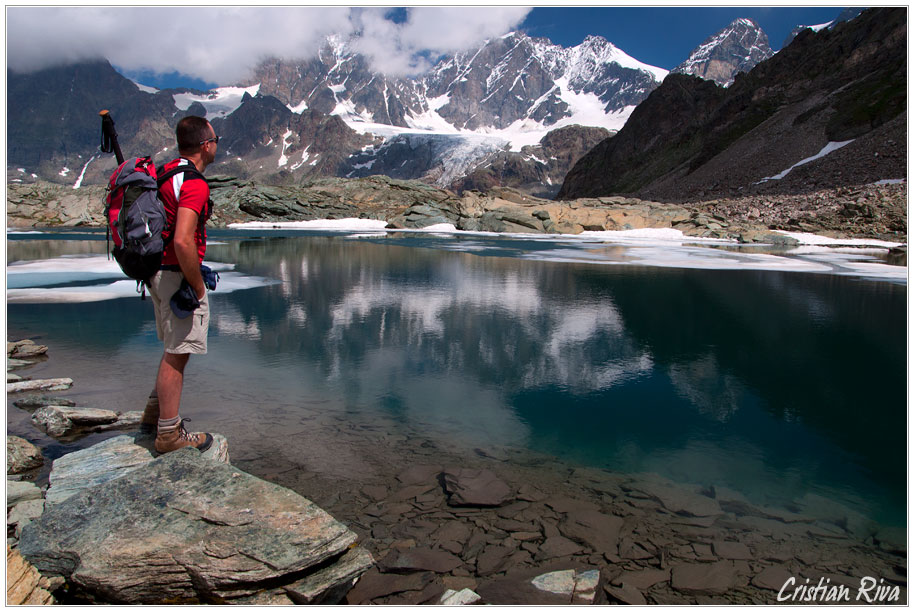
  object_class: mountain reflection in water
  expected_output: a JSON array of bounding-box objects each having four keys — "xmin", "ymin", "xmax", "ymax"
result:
[{"xmin": 6, "ymin": 232, "xmax": 907, "ymax": 526}]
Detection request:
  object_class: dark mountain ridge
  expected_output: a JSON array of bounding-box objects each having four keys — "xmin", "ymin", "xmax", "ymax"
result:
[{"xmin": 557, "ymin": 7, "xmax": 906, "ymax": 202}]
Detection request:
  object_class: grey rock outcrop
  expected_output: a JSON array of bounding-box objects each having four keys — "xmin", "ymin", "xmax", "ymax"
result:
[
  {"xmin": 19, "ymin": 446, "xmax": 372, "ymax": 604},
  {"xmin": 8, "ymin": 168, "xmax": 906, "ymax": 243}
]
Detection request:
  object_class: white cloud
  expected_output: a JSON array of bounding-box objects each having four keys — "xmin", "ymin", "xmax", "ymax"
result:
[
  {"xmin": 349, "ymin": 7, "xmax": 531, "ymax": 76},
  {"xmin": 6, "ymin": 6, "xmax": 532, "ymax": 84}
]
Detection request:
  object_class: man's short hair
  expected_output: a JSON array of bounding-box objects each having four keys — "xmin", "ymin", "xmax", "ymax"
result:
[{"xmin": 176, "ymin": 116, "xmax": 212, "ymax": 154}]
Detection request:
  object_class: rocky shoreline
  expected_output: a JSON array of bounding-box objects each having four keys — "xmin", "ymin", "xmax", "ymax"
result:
[
  {"xmin": 6, "ymin": 176, "xmax": 907, "ymax": 245},
  {"xmin": 6, "ymin": 338, "xmax": 908, "ymax": 605}
]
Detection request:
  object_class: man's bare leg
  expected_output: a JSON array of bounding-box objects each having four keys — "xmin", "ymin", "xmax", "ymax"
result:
[
  {"xmin": 156, "ymin": 351, "xmax": 189, "ymax": 422},
  {"xmin": 153, "ymin": 352, "xmax": 212, "ymax": 453}
]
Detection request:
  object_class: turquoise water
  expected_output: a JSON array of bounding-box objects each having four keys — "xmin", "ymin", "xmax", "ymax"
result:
[{"xmin": 6, "ymin": 229, "xmax": 907, "ymax": 527}]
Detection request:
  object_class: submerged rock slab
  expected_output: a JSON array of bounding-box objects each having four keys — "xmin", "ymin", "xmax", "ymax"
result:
[
  {"xmin": 671, "ymin": 561, "xmax": 737, "ymax": 594},
  {"xmin": 443, "ymin": 467, "xmax": 512, "ymax": 507},
  {"xmin": 476, "ymin": 566, "xmax": 603, "ymax": 605},
  {"xmin": 19, "ymin": 447, "xmax": 370, "ymax": 604},
  {"xmin": 378, "ymin": 547, "xmax": 464, "ymax": 573},
  {"xmin": 559, "ymin": 510, "xmax": 625, "ymax": 556},
  {"xmin": 627, "ymin": 479, "xmax": 722, "ymax": 517}
]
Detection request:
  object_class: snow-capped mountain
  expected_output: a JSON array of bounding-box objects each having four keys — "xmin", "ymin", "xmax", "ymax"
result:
[
  {"xmin": 8, "ymin": 29, "xmax": 667, "ymax": 194},
  {"xmin": 221, "ymin": 31, "xmax": 667, "ymax": 192},
  {"xmin": 249, "ymin": 31, "xmax": 666, "ymax": 138},
  {"xmin": 671, "ymin": 18, "xmax": 773, "ymax": 87}
]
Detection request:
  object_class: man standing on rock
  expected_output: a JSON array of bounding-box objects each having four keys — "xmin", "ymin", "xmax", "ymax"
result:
[{"xmin": 140, "ymin": 116, "xmax": 217, "ymax": 453}]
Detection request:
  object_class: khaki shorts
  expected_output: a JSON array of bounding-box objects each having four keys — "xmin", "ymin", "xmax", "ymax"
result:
[{"xmin": 148, "ymin": 270, "xmax": 209, "ymax": 355}]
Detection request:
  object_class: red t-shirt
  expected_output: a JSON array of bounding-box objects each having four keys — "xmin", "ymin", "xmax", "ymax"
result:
[{"xmin": 158, "ymin": 158, "xmax": 211, "ymax": 265}]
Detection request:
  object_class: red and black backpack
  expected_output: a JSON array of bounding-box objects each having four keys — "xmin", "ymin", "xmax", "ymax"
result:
[{"xmin": 103, "ymin": 156, "xmax": 204, "ymax": 284}]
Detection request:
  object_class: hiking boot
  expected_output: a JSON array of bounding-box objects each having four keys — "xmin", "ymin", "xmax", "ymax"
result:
[
  {"xmin": 140, "ymin": 392, "xmax": 159, "ymax": 433},
  {"xmin": 154, "ymin": 418, "xmax": 213, "ymax": 454}
]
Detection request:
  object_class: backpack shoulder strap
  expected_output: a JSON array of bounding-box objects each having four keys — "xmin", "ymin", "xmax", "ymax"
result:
[{"xmin": 156, "ymin": 164, "xmax": 205, "ymax": 186}]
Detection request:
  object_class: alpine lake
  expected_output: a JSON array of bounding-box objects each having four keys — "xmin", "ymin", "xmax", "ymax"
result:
[{"xmin": 7, "ymin": 227, "xmax": 907, "ymax": 603}]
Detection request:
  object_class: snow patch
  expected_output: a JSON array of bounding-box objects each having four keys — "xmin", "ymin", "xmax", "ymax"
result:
[
  {"xmin": 72, "ymin": 155, "xmax": 98, "ymax": 189},
  {"xmin": 773, "ymin": 231, "xmax": 903, "ymax": 249},
  {"xmin": 172, "ymin": 84, "xmax": 260, "ymax": 118},
  {"xmin": 756, "ymin": 140, "xmax": 854, "ymax": 183},
  {"xmin": 288, "ymin": 99, "xmax": 308, "ymax": 113},
  {"xmin": 133, "ymin": 81, "xmax": 159, "ymax": 94},
  {"xmin": 290, "ymin": 145, "xmax": 311, "ymax": 171},
  {"xmin": 428, "ymin": 94, "xmax": 450, "ymax": 111},
  {"xmin": 278, "ymin": 129, "xmax": 294, "ymax": 168}
]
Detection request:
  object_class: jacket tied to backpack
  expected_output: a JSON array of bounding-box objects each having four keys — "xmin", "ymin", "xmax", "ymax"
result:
[{"xmin": 104, "ymin": 156, "xmax": 205, "ymax": 284}]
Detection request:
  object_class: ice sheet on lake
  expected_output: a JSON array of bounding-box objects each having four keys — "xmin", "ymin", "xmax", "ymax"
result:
[
  {"xmin": 7, "ymin": 255, "xmax": 279, "ymax": 303},
  {"xmin": 229, "ymin": 218, "xmax": 390, "ymax": 231},
  {"xmin": 224, "ymin": 220, "xmax": 906, "ymax": 284}
]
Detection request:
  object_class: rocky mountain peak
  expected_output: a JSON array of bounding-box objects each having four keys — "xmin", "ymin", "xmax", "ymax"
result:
[{"xmin": 672, "ymin": 17, "xmax": 773, "ymax": 86}]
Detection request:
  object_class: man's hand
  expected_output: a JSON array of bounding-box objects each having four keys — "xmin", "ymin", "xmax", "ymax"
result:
[{"xmin": 173, "ymin": 207, "xmax": 206, "ymax": 300}]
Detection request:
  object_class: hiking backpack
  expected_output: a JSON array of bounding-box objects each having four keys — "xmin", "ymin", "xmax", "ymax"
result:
[{"xmin": 103, "ymin": 156, "xmax": 204, "ymax": 284}]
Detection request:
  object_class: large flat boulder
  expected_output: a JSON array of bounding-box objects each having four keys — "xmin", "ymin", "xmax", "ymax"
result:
[
  {"xmin": 44, "ymin": 434, "xmax": 228, "ymax": 505},
  {"xmin": 19, "ymin": 447, "xmax": 371, "ymax": 604}
]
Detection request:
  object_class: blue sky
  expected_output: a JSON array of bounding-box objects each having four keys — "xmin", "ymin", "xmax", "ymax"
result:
[
  {"xmin": 521, "ymin": 7, "xmax": 845, "ymax": 69},
  {"xmin": 7, "ymin": 6, "xmax": 850, "ymax": 91}
]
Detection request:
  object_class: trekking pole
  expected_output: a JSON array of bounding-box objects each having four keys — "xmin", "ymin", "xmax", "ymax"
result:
[{"xmin": 99, "ymin": 109, "xmax": 124, "ymax": 165}]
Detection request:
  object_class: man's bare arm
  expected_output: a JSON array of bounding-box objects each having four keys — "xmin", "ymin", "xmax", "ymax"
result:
[{"xmin": 173, "ymin": 207, "xmax": 205, "ymax": 300}]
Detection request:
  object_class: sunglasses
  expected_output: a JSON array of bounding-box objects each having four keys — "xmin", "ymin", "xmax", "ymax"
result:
[{"xmin": 200, "ymin": 135, "xmax": 220, "ymax": 145}]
